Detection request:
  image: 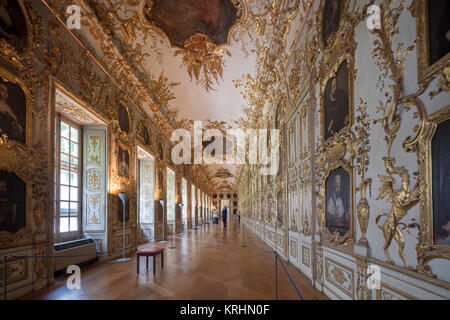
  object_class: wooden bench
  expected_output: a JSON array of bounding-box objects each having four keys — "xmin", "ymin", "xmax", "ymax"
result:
[{"xmin": 136, "ymin": 248, "xmax": 164, "ymax": 274}]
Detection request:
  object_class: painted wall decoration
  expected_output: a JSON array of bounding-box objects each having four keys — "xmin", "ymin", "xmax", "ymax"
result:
[
  {"xmin": 118, "ymin": 103, "xmax": 130, "ymax": 134},
  {"xmin": 118, "ymin": 146, "xmax": 130, "ymax": 178},
  {"xmin": 325, "ymin": 167, "xmax": 350, "ymax": 236},
  {"xmin": 323, "ymin": 60, "xmax": 350, "ymax": 141},
  {"xmin": 0, "ymin": 170, "xmax": 25, "ymax": 233},
  {"xmin": 0, "ymin": 0, "xmax": 28, "ymax": 52},
  {"xmin": 0, "ymin": 75, "xmax": 26, "ymax": 143},
  {"xmin": 432, "ymin": 119, "xmax": 450, "ymax": 246},
  {"xmin": 322, "ymin": 0, "xmax": 344, "ymax": 46},
  {"xmin": 142, "ymin": 0, "xmax": 239, "ymax": 48}
]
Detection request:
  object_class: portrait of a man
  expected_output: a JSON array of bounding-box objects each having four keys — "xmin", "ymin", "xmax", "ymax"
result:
[
  {"xmin": 324, "ymin": 61, "xmax": 350, "ymax": 141},
  {"xmin": 432, "ymin": 119, "xmax": 450, "ymax": 246},
  {"xmin": 118, "ymin": 147, "xmax": 130, "ymax": 178},
  {"xmin": 0, "ymin": 170, "xmax": 26, "ymax": 234},
  {"xmin": 325, "ymin": 167, "xmax": 350, "ymax": 235},
  {"xmin": 118, "ymin": 104, "xmax": 130, "ymax": 134},
  {"xmin": 322, "ymin": 0, "xmax": 344, "ymax": 45},
  {"xmin": 428, "ymin": 0, "xmax": 450, "ymax": 66},
  {"xmin": 0, "ymin": 77, "xmax": 26, "ymax": 143},
  {"xmin": 0, "ymin": 0, "xmax": 27, "ymax": 52}
]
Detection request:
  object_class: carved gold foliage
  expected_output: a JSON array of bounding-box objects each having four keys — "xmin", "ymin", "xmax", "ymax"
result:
[
  {"xmin": 355, "ymin": 100, "xmax": 372, "ymax": 246},
  {"xmin": 174, "ymin": 33, "xmax": 231, "ymax": 92},
  {"xmin": 371, "ymin": 0, "xmax": 423, "ymax": 269}
]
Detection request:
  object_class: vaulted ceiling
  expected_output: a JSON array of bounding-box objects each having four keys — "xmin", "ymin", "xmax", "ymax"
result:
[{"xmin": 77, "ymin": 0, "xmax": 311, "ymax": 192}]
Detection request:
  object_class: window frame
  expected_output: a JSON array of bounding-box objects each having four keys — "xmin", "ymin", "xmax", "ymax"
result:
[{"xmin": 55, "ymin": 114, "xmax": 83, "ymax": 243}]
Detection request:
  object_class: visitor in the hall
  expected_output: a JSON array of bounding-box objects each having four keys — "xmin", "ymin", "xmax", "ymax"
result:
[
  {"xmin": 213, "ymin": 209, "xmax": 218, "ymax": 224},
  {"xmin": 222, "ymin": 206, "xmax": 228, "ymax": 229}
]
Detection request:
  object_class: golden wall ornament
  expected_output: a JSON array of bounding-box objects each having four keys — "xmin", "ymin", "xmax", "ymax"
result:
[
  {"xmin": 371, "ymin": 0, "xmax": 422, "ymax": 269},
  {"xmin": 174, "ymin": 33, "xmax": 231, "ymax": 92},
  {"xmin": 355, "ymin": 100, "xmax": 372, "ymax": 246},
  {"xmin": 415, "ymin": 105, "xmax": 450, "ymax": 277}
]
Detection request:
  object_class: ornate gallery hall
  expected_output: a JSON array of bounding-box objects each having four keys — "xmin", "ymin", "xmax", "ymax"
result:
[{"xmin": 0, "ymin": 0, "xmax": 449, "ymax": 302}]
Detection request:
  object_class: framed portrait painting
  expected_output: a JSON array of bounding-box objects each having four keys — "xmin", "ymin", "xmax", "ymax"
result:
[
  {"xmin": 0, "ymin": 170, "xmax": 26, "ymax": 234},
  {"xmin": 322, "ymin": 59, "xmax": 353, "ymax": 141},
  {"xmin": 118, "ymin": 103, "xmax": 130, "ymax": 134},
  {"xmin": 0, "ymin": 72, "xmax": 30, "ymax": 144},
  {"xmin": 325, "ymin": 166, "xmax": 351, "ymax": 236},
  {"xmin": 117, "ymin": 146, "xmax": 130, "ymax": 179},
  {"xmin": 416, "ymin": 105, "xmax": 450, "ymax": 275},
  {"xmin": 0, "ymin": 0, "xmax": 29, "ymax": 53},
  {"xmin": 322, "ymin": 0, "xmax": 345, "ymax": 47},
  {"xmin": 415, "ymin": 0, "xmax": 450, "ymax": 83}
]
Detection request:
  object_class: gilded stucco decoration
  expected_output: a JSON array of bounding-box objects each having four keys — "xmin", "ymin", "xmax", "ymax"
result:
[{"xmin": 0, "ymin": 135, "xmax": 47, "ymax": 247}]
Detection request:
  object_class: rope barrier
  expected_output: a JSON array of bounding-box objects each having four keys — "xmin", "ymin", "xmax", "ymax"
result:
[{"xmin": 241, "ymin": 222, "xmax": 304, "ymax": 300}]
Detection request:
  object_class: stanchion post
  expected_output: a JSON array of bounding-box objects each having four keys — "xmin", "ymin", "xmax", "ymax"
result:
[
  {"xmin": 169, "ymin": 224, "xmax": 175, "ymax": 249},
  {"xmin": 2, "ymin": 255, "xmax": 6, "ymax": 300},
  {"xmin": 241, "ymin": 223, "xmax": 247, "ymax": 248},
  {"xmin": 275, "ymin": 253, "xmax": 278, "ymax": 300}
]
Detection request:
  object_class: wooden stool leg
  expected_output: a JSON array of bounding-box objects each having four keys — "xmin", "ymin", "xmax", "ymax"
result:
[
  {"xmin": 137, "ymin": 255, "xmax": 140, "ymax": 274},
  {"xmin": 153, "ymin": 255, "xmax": 156, "ymax": 275},
  {"xmin": 161, "ymin": 252, "xmax": 164, "ymax": 269},
  {"xmin": 146, "ymin": 256, "xmax": 148, "ymax": 269}
]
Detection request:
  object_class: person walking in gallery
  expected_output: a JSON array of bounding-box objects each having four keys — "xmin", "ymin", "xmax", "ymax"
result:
[
  {"xmin": 213, "ymin": 208, "xmax": 218, "ymax": 224},
  {"xmin": 222, "ymin": 206, "xmax": 228, "ymax": 229}
]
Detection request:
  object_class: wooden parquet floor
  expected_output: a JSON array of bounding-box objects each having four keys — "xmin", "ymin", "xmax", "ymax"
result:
[{"xmin": 19, "ymin": 219, "xmax": 327, "ymax": 300}]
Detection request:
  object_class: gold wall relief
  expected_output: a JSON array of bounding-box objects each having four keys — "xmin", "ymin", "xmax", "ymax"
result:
[
  {"xmin": 354, "ymin": 100, "xmax": 372, "ymax": 246},
  {"xmin": 325, "ymin": 257, "xmax": 355, "ymax": 299},
  {"xmin": 370, "ymin": 0, "xmax": 422, "ymax": 270}
]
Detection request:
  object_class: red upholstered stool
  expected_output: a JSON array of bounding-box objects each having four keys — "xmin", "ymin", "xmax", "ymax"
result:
[{"xmin": 136, "ymin": 248, "xmax": 164, "ymax": 275}]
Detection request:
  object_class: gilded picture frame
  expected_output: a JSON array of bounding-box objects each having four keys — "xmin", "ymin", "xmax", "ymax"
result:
[
  {"xmin": 319, "ymin": 0, "xmax": 350, "ymax": 50},
  {"xmin": 0, "ymin": 0, "xmax": 33, "ymax": 60},
  {"xmin": 416, "ymin": 104, "xmax": 450, "ymax": 277},
  {"xmin": 321, "ymin": 161, "xmax": 355, "ymax": 246},
  {"xmin": 0, "ymin": 66, "xmax": 32, "ymax": 146},
  {"xmin": 0, "ymin": 166, "xmax": 32, "ymax": 248},
  {"xmin": 414, "ymin": 0, "xmax": 450, "ymax": 86},
  {"xmin": 320, "ymin": 54, "xmax": 355, "ymax": 143}
]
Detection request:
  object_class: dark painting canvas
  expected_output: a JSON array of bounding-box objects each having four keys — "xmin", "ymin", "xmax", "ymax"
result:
[
  {"xmin": 118, "ymin": 104, "xmax": 129, "ymax": 133},
  {"xmin": 324, "ymin": 60, "xmax": 350, "ymax": 141},
  {"xmin": 0, "ymin": 0, "xmax": 27, "ymax": 52},
  {"xmin": 322, "ymin": 0, "xmax": 344, "ymax": 45},
  {"xmin": 0, "ymin": 76, "xmax": 26, "ymax": 143},
  {"xmin": 432, "ymin": 119, "xmax": 450, "ymax": 246},
  {"xmin": 428, "ymin": 0, "xmax": 450, "ymax": 66},
  {"xmin": 0, "ymin": 170, "xmax": 26, "ymax": 233}
]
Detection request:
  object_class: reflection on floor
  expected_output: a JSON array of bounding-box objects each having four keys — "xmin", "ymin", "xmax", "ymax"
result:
[{"xmin": 19, "ymin": 218, "xmax": 327, "ymax": 300}]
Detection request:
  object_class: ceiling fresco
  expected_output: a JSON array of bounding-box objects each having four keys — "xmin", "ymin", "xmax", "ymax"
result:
[
  {"xmin": 72, "ymin": 0, "xmax": 311, "ymax": 192},
  {"xmin": 142, "ymin": 0, "xmax": 240, "ymax": 48}
]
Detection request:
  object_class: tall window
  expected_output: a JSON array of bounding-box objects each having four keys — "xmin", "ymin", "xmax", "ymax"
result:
[{"xmin": 56, "ymin": 117, "xmax": 81, "ymax": 241}]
